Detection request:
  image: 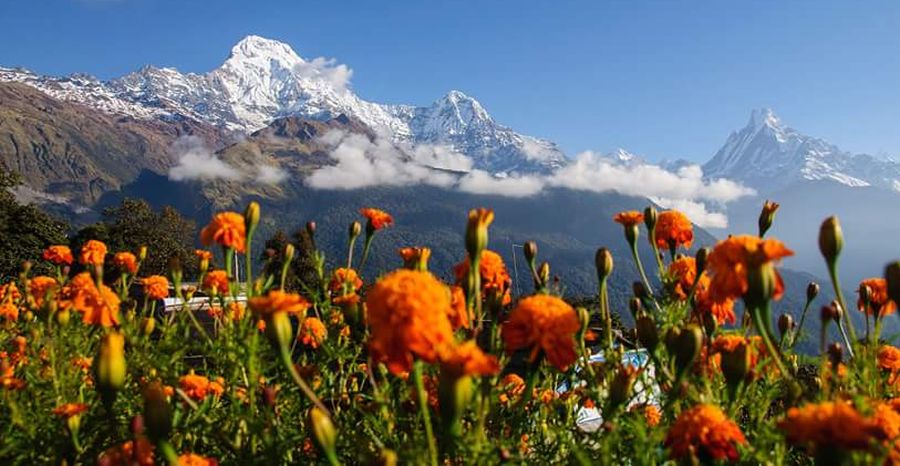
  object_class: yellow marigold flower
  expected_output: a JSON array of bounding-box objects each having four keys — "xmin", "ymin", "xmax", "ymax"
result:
[
  {"xmin": 706, "ymin": 234, "xmax": 793, "ymax": 303},
  {"xmin": 112, "ymin": 252, "xmax": 138, "ymax": 274},
  {"xmin": 178, "ymin": 371, "xmax": 224, "ymax": 401},
  {"xmin": 613, "ymin": 210, "xmax": 644, "ymax": 227},
  {"xmin": 52, "ymin": 402, "xmax": 89, "ymax": 419},
  {"xmin": 177, "ymin": 453, "xmax": 219, "ymax": 466},
  {"xmin": 454, "ymin": 250, "xmax": 512, "ymax": 305},
  {"xmin": 298, "ymin": 317, "xmax": 327, "ymax": 349},
  {"xmin": 42, "ymin": 245, "xmax": 73, "ymax": 265},
  {"xmin": 438, "ymin": 341, "xmax": 500, "ymax": 377},
  {"xmin": 200, "ymin": 212, "xmax": 247, "ymax": 253},
  {"xmin": 80, "ymin": 240, "xmax": 108, "ymax": 266},
  {"xmin": 329, "ymin": 268, "xmax": 363, "ymax": 296},
  {"xmin": 858, "ymin": 278, "xmax": 897, "ymax": 316},
  {"xmin": 365, "ymin": 269, "xmax": 456, "ymax": 374},
  {"xmin": 502, "ymin": 294, "xmax": 580, "ymax": 371},
  {"xmin": 98, "ymin": 438, "xmax": 154, "ymax": 466},
  {"xmin": 654, "ymin": 210, "xmax": 694, "ymax": 250},
  {"xmin": 779, "ymin": 401, "xmax": 883, "ymax": 453},
  {"xmin": 665, "ymin": 404, "xmax": 746, "ymax": 462},
  {"xmin": 248, "ymin": 290, "xmax": 311, "ymax": 318},
  {"xmin": 142, "ymin": 275, "xmax": 169, "ymax": 300},
  {"xmin": 202, "ymin": 270, "xmax": 229, "ymax": 295}
]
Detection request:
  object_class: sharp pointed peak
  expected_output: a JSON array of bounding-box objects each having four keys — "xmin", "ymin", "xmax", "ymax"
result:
[{"xmin": 748, "ymin": 107, "xmax": 781, "ymax": 130}]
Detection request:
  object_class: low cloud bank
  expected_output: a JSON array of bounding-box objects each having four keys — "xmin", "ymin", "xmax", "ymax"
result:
[
  {"xmin": 308, "ymin": 131, "xmax": 754, "ymax": 228},
  {"xmin": 167, "ymin": 136, "xmax": 287, "ymax": 185}
]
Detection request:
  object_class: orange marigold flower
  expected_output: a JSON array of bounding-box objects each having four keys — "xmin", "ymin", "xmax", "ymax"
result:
[
  {"xmin": 454, "ymin": 250, "xmax": 512, "ymax": 305},
  {"xmin": 248, "ymin": 290, "xmax": 311, "ymax": 318},
  {"xmin": 613, "ymin": 210, "xmax": 644, "ymax": 227},
  {"xmin": 398, "ymin": 247, "xmax": 431, "ymax": 269},
  {"xmin": 0, "ymin": 303, "xmax": 18, "ymax": 322},
  {"xmin": 64, "ymin": 273, "xmax": 120, "ymax": 327},
  {"xmin": 202, "ymin": 270, "xmax": 229, "ymax": 295},
  {"xmin": 194, "ymin": 249, "xmax": 213, "ymax": 261},
  {"xmin": 644, "ymin": 404, "xmax": 662, "ymax": 427},
  {"xmin": 360, "ymin": 208, "xmax": 394, "ymax": 230},
  {"xmin": 655, "ymin": 210, "xmax": 694, "ymax": 250},
  {"xmin": 365, "ymin": 270, "xmax": 456, "ymax": 374},
  {"xmin": 665, "ymin": 404, "xmax": 747, "ymax": 462},
  {"xmin": 706, "ymin": 234, "xmax": 793, "ymax": 303},
  {"xmin": 858, "ymin": 278, "xmax": 897, "ymax": 317},
  {"xmin": 447, "ymin": 285, "xmax": 471, "ymax": 330},
  {"xmin": 668, "ymin": 256, "xmax": 700, "ymax": 301},
  {"xmin": 0, "ymin": 282, "xmax": 20, "ymax": 303},
  {"xmin": 329, "ymin": 267, "xmax": 363, "ymax": 296},
  {"xmin": 178, "ymin": 453, "xmax": 219, "ymax": 466},
  {"xmin": 43, "ymin": 245, "xmax": 73, "ymax": 265},
  {"xmin": 439, "ymin": 341, "xmax": 500, "ymax": 377},
  {"xmin": 142, "ymin": 275, "xmax": 169, "ymax": 300},
  {"xmin": 872, "ymin": 402, "xmax": 900, "ymax": 441},
  {"xmin": 879, "ymin": 345, "xmax": 900, "ymax": 373},
  {"xmin": 52, "ymin": 402, "xmax": 89, "ymax": 419},
  {"xmin": 298, "ymin": 317, "xmax": 327, "ymax": 349},
  {"xmin": 179, "ymin": 371, "xmax": 224, "ymax": 401},
  {"xmin": 98, "ymin": 438, "xmax": 155, "ymax": 466},
  {"xmin": 112, "ymin": 252, "xmax": 138, "ymax": 274},
  {"xmin": 498, "ymin": 373, "xmax": 526, "ymax": 407},
  {"xmin": 80, "ymin": 240, "xmax": 108, "ymax": 267},
  {"xmin": 502, "ymin": 294, "xmax": 580, "ymax": 371},
  {"xmin": 779, "ymin": 401, "xmax": 883, "ymax": 453},
  {"xmin": 200, "ymin": 212, "xmax": 247, "ymax": 253}
]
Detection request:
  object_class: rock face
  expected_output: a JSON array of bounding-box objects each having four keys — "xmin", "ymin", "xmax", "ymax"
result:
[{"xmin": 1, "ymin": 35, "xmax": 565, "ymax": 175}]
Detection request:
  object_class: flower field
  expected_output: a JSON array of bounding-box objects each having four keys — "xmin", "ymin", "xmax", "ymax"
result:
[{"xmin": 2, "ymin": 200, "xmax": 900, "ymax": 465}]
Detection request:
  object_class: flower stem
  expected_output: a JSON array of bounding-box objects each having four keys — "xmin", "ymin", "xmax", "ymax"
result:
[
  {"xmin": 280, "ymin": 345, "xmax": 330, "ymax": 414},
  {"xmin": 413, "ymin": 361, "xmax": 439, "ymax": 466},
  {"xmin": 751, "ymin": 302, "xmax": 791, "ymax": 379}
]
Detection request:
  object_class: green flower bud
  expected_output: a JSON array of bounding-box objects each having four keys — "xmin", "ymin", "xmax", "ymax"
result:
[{"xmin": 818, "ymin": 216, "xmax": 843, "ymax": 266}]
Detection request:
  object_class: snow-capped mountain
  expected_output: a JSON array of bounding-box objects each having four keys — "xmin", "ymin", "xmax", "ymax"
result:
[
  {"xmin": 0, "ymin": 35, "xmax": 565, "ymax": 174},
  {"xmin": 704, "ymin": 108, "xmax": 900, "ymax": 193}
]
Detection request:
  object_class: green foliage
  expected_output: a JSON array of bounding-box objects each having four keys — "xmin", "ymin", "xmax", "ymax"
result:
[{"xmin": 0, "ymin": 170, "xmax": 69, "ymax": 280}]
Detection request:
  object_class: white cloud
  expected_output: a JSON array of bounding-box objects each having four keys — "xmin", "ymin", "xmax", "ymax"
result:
[
  {"xmin": 306, "ymin": 130, "xmax": 468, "ymax": 189},
  {"xmin": 168, "ymin": 137, "xmax": 242, "ymax": 181},
  {"xmin": 168, "ymin": 136, "xmax": 287, "ymax": 185},
  {"xmin": 457, "ymin": 170, "xmax": 544, "ymax": 197},
  {"xmin": 519, "ymin": 137, "xmax": 557, "ymax": 162},
  {"xmin": 650, "ymin": 198, "xmax": 729, "ymax": 229},
  {"xmin": 293, "ymin": 57, "xmax": 353, "ymax": 93}
]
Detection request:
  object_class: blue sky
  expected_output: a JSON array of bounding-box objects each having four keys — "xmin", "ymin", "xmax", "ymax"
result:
[{"xmin": 2, "ymin": 0, "xmax": 899, "ymax": 162}]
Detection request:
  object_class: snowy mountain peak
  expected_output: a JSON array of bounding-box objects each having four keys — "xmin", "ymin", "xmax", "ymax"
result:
[
  {"xmin": 748, "ymin": 107, "xmax": 780, "ymax": 130},
  {"xmin": 227, "ymin": 35, "xmax": 302, "ymax": 65},
  {"xmin": 704, "ymin": 109, "xmax": 900, "ymax": 193}
]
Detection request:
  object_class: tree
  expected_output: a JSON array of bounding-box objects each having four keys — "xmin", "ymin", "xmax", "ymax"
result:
[
  {"xmin": 0, "ymin": 171, "xmax": 70, "ymax": 280},
  {"xmin": 74, "ymin": 198, "xmax": 197, "ymax": 277},
  {"xmin": 261, "ymin": 228, "xmax": 321, "ymax": 293}
]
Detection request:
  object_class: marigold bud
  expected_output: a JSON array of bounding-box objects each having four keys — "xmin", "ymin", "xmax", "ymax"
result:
[
  {"xmin": 632, "ymin": 281, "xmax": 649, "ymax": 300},
  {"xmin": 143, "ymin": 381, "xmax": 172, "ymax": 443},
  {"xmin": 720, "ymin": 341, "xmax": 750, "ymax": 388},
  {"xmin": 758, "ymin": 200, "xmax": 779, "ymax": 238},
  {"xmin": 806, "ymin": 282, "xmax": 820, "ymax": 303},
  {"xmin": 349, "ymin": 221, "xmax": 362, "ymax": 240},
  {"xmin": 378, "ymin": 449, "xmax": 398, "ymax": 466},
  {"xmin": 778, "ymin": 313, "xmax": 794, "ymax": 339},
  {"xmin": 827, "ymin": 342, "xmax": 843, "ymax": 368},
  {"xmin": 306, "ymin": 221, "xmax": 317, "ymax": 238},
  {"xmin": 465, "ymin": 208, "xmax": 494, "ymax": 257},
  {"xmin": 138, "ymin": 246, "xmax": 148, "ymax": 262},
  {"xmin": 820, "ymin": 301, "xmax": 841, "ymax": 323},
  {"xmin": 818, "ymin": 216, "xmax": 843, "ymax": 266},
  {"xmin": 886, "ymin": 262, "xmax": 900, "ymax": 307},
  {"xmin": 523, "ymin": 241, "xmax": 537, "ymax": 264},
  {"xmin": 643, "ymin": 206, "xmax": 658, "ymax": 233},
  {"xmin": 745, "ymin": 262, "xmax": 777, "ymax": 309},
  {"xmin": 245, "ymin": 201, "xmax": 261, "ymax": 234},
  {"xmin": 95, "ymin": 331, "xmax": 126, "ymax": 403},
  {"xmin": 265, "ymin": 311, "xmax": 294, "ymax": 351},
  {"xmin": 628, "ymin": 297, "xmax": 642, "ymax": 318},
  {"xmin": 438, "ymin": 372, "xmax": 474, "ymax": 438},
  {"xmin": 608, "ymin": 366, "xmax": 637, "ymax": 410},
  {"xmin": 284, "ymin": 243, "xmax": 296, "ymax": 263},
  {"xmin": 695, "ymin": 247, "xmax": 710, "ymax": 276},
  {"xmin": 309, "ymin": 406, "xmax": 337, "ymax": 462},
  {"xmin": 666, "ymin": 325, "xmax": 702, "ymax": 377},
  {"xmin": 538, "ymin": 262, "xmax": 550, "ymax": 286},
  {"xmin": 635, "ymin": 312, "xmax": 658, "ymax": 351},
  {"xmin": 595, "ymin": 248, "xmax": 614, "ymax": 283},
  {"xmin": 141, "ymin": 317, "xmax": 156, "ymax": 336}
]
